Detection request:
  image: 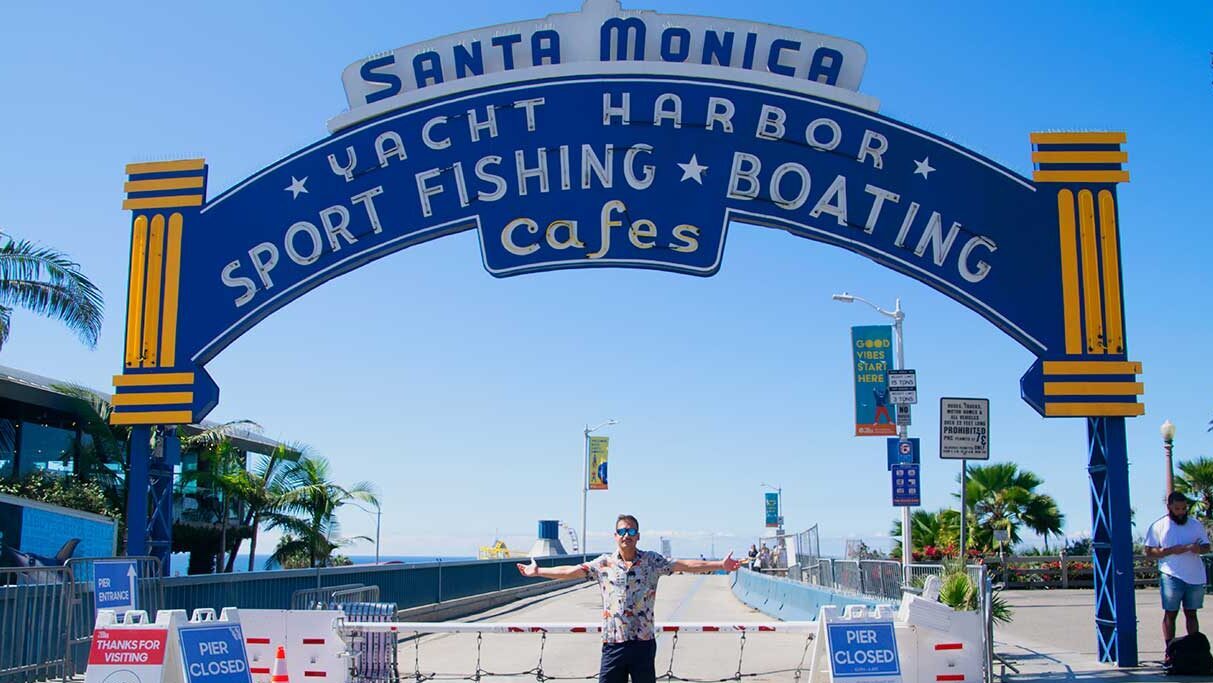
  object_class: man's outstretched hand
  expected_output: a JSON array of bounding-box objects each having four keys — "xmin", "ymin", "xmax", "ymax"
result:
[
  {"xmin": 721, "ymin": 552, "xmax": 742, "ymax": 572},
  {"xmin": 516, "ymin": 559, "xmax": 539, "ymax": 577}
]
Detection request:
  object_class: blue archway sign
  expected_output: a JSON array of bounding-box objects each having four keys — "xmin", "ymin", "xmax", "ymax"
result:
[{"xmin": 111, "ymin": 0, "xmax": 1142, "ymax": 666}]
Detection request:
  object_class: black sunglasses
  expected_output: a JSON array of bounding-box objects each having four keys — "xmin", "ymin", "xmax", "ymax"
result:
[{"xmin": 616, "ymin": 527, "xmax": 639, "ymax": 537}]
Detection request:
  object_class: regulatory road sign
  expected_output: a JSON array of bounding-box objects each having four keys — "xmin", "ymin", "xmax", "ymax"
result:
[
  {"xmin": 939, "ymin": 397, "xmax": 990, "ymax": 460},
  {"xmin": 94, "ymin": 559, "xmax": 138, "ymax": 616},
  {"xmin": 895, "ymin": 404, "xmax": 912, "ymax": 426},
  {"xmin": 891, "ymin": 464, "xmax": 920, "ymax": 507},
  {"xmin": 885, "ymin": 438, "xmax": 920, "ymax": 470},
  {"xmin": 826, "ymin": 620, "xmax": 901, "ymax": 680},
  {"xmin": 887, "ymin": 370, "xmax": 917, "ymax": 405},
  {"xmin": 887, "ymin": 370, "xmax": 916, "ymax": 389}
]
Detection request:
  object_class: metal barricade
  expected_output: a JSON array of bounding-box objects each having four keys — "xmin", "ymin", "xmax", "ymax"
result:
[
  {"xmin": 335, "ymin": 602, "xmax": 398, "ymax": 683},
  {"xmin": 832, "ymin": 560, "xmax": 862, "ymax": 593},
  {"xmin": 858, "ymin": 560, "xmax": 903, "ymax": 600},
  {"xmin": 0, "ymin": 566, "xmax": 74, "ymax": 683},
  {"xmin": 63, "ymin": 556, "xmax": 163, "ymax": 678},
  {"xmin": 290, "ymin": 583, "xmax": 366, "ymax": 610},
  {"xmin": 331, "ymin": 586, "xmax": 380, "ymax": 605}
]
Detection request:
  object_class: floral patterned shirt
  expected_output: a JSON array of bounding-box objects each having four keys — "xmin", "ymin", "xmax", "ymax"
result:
[{"xmin": 581, "ymin": 549, "xmax": 674, "ymax": 643}]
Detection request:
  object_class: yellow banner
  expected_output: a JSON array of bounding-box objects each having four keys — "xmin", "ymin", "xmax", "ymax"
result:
[{"xmin": 588, "ymin": 436, "xmax": 609, "ymax": 490}]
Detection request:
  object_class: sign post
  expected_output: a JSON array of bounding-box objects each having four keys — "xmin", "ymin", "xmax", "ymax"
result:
[
  {"xmin": 940, "ymin": 398, "xmax": 991, "ymax": 557},
  {"xmin": 95, "ymin": 559, "xmax": 139, "ymax": 617}
]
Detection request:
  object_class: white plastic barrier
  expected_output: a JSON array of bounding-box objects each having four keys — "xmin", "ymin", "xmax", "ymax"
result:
[
  {"xmin": 85, "ymin": 610, "xmax": 185, "ymax": 683},
  {"xmin": 898, "ymin": 594, "xmax": 985, "ymax": 683},
  {"xmin": 798, "ymin": 596, "xmax": 984, "ymax": 683},
  {"xmin": 84, "ymin": 608, "xmax": 256, "ymax": 683},
  {"xmin": 229, "ymin": 608, "xmax": 346, "ymax": 683}
]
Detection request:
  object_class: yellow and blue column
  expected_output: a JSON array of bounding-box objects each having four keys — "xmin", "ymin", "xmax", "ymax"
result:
[
  {"xmin": 116, "ymin": 159, "xmax": 207, "ymax": 566},
  {"xmin": 1032, "ymin": 132, "xmax": 1138, "ymax": 666}
]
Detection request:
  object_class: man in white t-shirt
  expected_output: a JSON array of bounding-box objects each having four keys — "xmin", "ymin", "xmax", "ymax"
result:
[{"xmin": 1143, "ymin": 491, "xmax": 1211, "ymax": 648}]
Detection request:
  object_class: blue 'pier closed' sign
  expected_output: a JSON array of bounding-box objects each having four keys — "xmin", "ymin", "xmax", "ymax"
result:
[
  {"xmin": 178, "ymin": 623, "xmax": 252, "ymax": 683},
  {"xmin": 826, "ymin": 620, "xmax": 901, "ymax": 680}
]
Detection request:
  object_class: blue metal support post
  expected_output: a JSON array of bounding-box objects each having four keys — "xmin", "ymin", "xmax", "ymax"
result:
[
  {"xmin": 125, "ymin": 425, "xmax": 151, "ymax": 556},
  {"xmin": 1088, "ymin": 416, "xmax": 1137, "ymax": 666},
  {"xmin": 147, "ymin": 427, "xmax": 179, "ymax": 574}
]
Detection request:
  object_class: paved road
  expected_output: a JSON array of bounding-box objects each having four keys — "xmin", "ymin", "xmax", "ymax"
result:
[
  {"xmin": 392, "ymin": 576, "xmax": 1213, "ymax": 683},
  {"xmin": 394, "ymin": 574, "xmax": 814, "ymax": 683},
  {"xmin": 995, "ymin": 588, "xmax": 1213, "ymax": 681}
]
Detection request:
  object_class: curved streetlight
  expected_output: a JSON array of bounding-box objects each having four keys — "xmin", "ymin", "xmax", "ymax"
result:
[
  {"xmin": 583, "ymin": 419, "xmax": 619, "ymax": 561},
  {"xmin": 1161, "ymin": 420, "xmax": 1176, "ymax": 498},
  {"xmin": 832, "ymin": 292, "xmax": 914, "ymax": 577}
]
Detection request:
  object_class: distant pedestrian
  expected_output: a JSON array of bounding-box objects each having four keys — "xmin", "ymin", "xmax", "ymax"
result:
[
  {"xmin": 747, "ymin": 544, "xmax": 758, "ymax": 565},
  {"xmin": 758, "ymin": 544, "xmax": 771, "ymax": 570},
  {"xmin": 517, "ymin": 514, "xmax": 742, "ymax": 683},
  {"xmin": 1143, "ymin": 492, "xmax": 1210, "ymax": 652}
]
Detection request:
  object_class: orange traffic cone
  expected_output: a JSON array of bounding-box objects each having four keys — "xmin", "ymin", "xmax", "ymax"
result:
[{"xmin": 271, "ymin": 646, "xmax": 289, "ymax": 683}]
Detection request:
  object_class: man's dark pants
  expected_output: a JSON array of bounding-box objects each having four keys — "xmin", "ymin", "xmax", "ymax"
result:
[{"xmin": 599, "ymin": 639, "xmax": 657, "ymax": 683}]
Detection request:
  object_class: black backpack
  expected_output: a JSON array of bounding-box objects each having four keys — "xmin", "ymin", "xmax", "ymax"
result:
[{"xmin": 1165, "ymin": 632, "xmax": 1213, "ymax": 676}]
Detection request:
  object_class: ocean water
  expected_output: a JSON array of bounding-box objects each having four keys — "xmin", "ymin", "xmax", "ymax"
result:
[{"xmin": 168, "ymin": 553, "xmax": 477, "ymax": 572}]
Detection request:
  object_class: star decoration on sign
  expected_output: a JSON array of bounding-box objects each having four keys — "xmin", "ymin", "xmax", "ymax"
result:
[
  {"xmin": 913, "ymin": 157, "xmax": 935, "ymax": 179},
  {"xmin": 677, "ymin": 155, "xmax": 708, "ymax": 184},
  {"xmin": 285, "ymin": 176, "xmax": 309, "ymax": 199}
]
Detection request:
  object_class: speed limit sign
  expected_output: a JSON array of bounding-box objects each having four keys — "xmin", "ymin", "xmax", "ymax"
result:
[{"xmin": 939, "ymin": 397, "xmax": 989, "ymax": 459}]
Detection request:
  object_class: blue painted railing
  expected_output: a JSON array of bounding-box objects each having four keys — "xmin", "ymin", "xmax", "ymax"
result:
[{"xmin": 160, "ymin": 555, "xmax": 581, "ymax": 614}]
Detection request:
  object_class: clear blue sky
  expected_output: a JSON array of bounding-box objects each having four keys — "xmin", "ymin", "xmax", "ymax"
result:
[{"xmin": 1, "ymin": 1, "xmax": 1210, "ymax": 559}]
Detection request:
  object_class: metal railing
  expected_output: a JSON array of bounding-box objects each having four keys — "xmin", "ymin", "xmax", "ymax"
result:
[
  {"xmin": 0, "ymin": 566, "xmax": 74, "ymax": 683},
  {"xmin": 64, "ymin": 556, "xmax": 163, "ymax": 678},
  {"xmin": 2, "ymin": 555, "xmax": 582, "ymax": 682},
  {"xmin": 801, "ymin": 558, "xmax": 903, "ymax": 600},
  {"xmin": 291, "ymin": 583, "xmax": 366, "ymax": 610}
]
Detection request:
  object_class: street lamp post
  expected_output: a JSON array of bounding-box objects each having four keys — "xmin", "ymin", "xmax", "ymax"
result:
[
  {"xmin": 583, "ymin": 419, "xmax": 618, "ymax": 562},
  {"xmin": 1161, "ymin": 420, "xmax": 1176, "ymax": 497},
  {"xmin": 832, "ymin": 292, "xmax": 912, "ymax": 578}
]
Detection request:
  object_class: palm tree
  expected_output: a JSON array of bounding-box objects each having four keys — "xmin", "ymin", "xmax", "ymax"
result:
[
  {"xmin": 224, "ymin": 442, "xmax": 307, "ymax": 572},
  {"xmin": 179, "ymin": 420, "xmax": 263, "ymax": 572},
  {"xmin": 0, "ymin": 233, "xmax": 103, "ymax": 350},
  {"xmin": 1175, "ymin": 457, "xmax": 1213, "ymax": 522},
  {"xmin": 961, "ymin": 463, "xmax": 1064, "ymax": 550},
  {"xmin": 264, "ymin": 455, "xmax": 378, "ymax": 569},
  {"xmin": 890, "ymin": 508, "xmax": 961, "ymax": 556}
]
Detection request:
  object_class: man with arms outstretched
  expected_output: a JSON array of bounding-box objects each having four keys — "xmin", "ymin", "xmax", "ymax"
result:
[{"xmin": 517, "ymin": 514, "xmax": 742, "ymax": 683}]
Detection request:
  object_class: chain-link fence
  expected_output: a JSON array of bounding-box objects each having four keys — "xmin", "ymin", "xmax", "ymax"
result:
[
  {"xmin": 64, "ymin": 556, "xmax": 163, "ymax": 677},
  {"xmin": 793, "ymin": 525, "xmax": 820, "ymax": 566}
]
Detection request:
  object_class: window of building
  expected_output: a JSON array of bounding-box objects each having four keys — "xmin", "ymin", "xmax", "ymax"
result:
[
  {"xmin": 18, "ymin": 422, "xmax": 76, "ymax": 477},
  {"xmin": 0, "ymin": 418, "xmax": 14, "ymax": 478}
]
